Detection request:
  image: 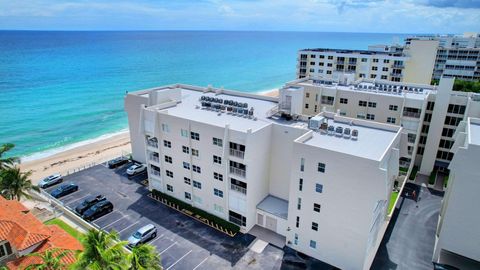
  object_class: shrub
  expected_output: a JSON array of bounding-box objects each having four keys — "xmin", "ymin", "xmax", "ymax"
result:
[
  {"xmin": 408, "ymin": 166, "xmax": 419, "ymax": 180},
  {"xmin": 151, "ymin": 189, "xmax": 240, "ymax": 233},
  {"xmin": 444, "ymin": 175, "xmax": 449, "ymax": 188},
  {"xmin": 429, "ymin": 170, "xmax": 437, "ymax": 185}
]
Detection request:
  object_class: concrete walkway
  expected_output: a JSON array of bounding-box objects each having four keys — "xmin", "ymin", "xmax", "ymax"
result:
[{"xmin": 248, "ymin": 225, "xmax": 286, "ymax": 248}]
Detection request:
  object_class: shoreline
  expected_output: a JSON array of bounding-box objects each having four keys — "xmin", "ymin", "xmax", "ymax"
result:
[{"xmin": 18, "ymin": 89, "xmax": 279, "ymax": 182}]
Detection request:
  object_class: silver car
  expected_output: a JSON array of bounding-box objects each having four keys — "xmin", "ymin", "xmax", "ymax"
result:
[
  {"xmin": 38, "ymin": 174, "xmax": 63, "ymax": 188},
  {"xmin": 127, "ymin": 224, "xmax": 157, "ymax": 247}
]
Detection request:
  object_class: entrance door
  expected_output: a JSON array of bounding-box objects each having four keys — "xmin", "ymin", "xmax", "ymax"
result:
[
  {"xmin": 265, "ymin": 216, "xmax": 277, "ymax": 232},
  {"xmin": 257, "ymin": 213, "xmax": 264, "ymax": 226}
]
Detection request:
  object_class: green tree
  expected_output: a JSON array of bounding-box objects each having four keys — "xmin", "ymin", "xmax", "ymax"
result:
[
  {"xmin": 24, "ymin": 248, "xmax": 71, "ymax": 270},
  {"xmin": 73, "ymin": 229, "xmax": 128, "ymax": 270},
  {"xmin": 0, "ymin": 143, "xmax": 19, "ymax": 170},
  {"xmin": 0, "ymin": 167, "xmax": 39, "ymax": 200},
  {"xmin": 128, "ymin": 244, "xmax": 162, "ymax": 270}
]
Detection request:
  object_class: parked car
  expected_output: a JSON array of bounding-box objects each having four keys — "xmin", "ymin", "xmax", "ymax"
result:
[
  {"xmin": 38, "ymin": 174, "xmax": 63, "ymax": 189},
  {"xmin": 127, "ymin": 224, "xmax": 157, "ymax": 247},
  {"xmin": 108, "ymin": 156, "xmax": 129, "ymax": 169},
  {"xmin": 75, "ymin": 195, "xmax": 106, "ymax": 215},
  {"xmin": 82, "ymin": 200, "xmax": 113, "ymax": 221},
  {"xmin": 50, "ymin": 183, "xmax": 78, "ymax": 198},
  {"xmin": 126, "ymin": 163, "xmax": 146, "ymax": 176}
]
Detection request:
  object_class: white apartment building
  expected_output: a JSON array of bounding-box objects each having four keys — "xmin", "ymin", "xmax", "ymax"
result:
[
  {"xmin": 297, "ymin": 39, "xmax": 438, "ymax": 85},
  {"xmin": 279, "ymin": 76, "xmax": 480, "ymax": 176},
  {"xmin": 432, "ymin": 117, "xmax": 480, "ymax": 269},
  {"xmin": 124, "ymin": 84, "xmax": 403, "ymax": 270}
]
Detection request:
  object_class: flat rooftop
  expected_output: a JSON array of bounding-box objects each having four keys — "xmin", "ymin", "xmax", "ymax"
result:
[
  {"xmin": 155, "ymin": 87, "xmax": 279, "ymax": 132},
  {"xmin": 301, "ymin": 117, "xmax": 399, "ymax": 161},
  {"xmin": 469, "ymin": 121, "xmax": 480, "ymax": 145},
  {"xmin": 257, "ymin": 195, "xmax": 289, "ymax": 220},
  {"xmin": 299, "ymin": 47, "xmax": 404, "ymax": 56},
  {"xmin": 294, "ymin": 79, "xmax": 435, "ymax": 98}
]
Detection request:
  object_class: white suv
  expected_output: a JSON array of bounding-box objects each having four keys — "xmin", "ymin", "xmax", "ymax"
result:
[
  {"xmin": 127, "ymin": 224, "xmax": 157, "ymax": 247},
  {"xmin": 126, "ymin": 163, "xmax": 146, "ymax": 176},
  {"xmin": 38, "ymin": 174, "xmax": 63, "ymax": 188}
]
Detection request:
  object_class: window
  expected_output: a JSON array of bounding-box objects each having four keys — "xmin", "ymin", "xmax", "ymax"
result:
[
  {"xmin": 313, "ymin": 203, "xmax": 321, "ymax": 213},
  {"xmin": 370, "ymin": 74, "xmax": 377, "ymax": 79},
  {"xmin": 163, "ymin": 140, "xmax": 171, "ymax": 148},
  {"xmin": 310, "ymin": 54, "xmax": 316, "ymax": 58},
  {"xmin": 315, "ymin": 183, "xmax": 323, "ymax": 193},
  {"xmin": 312, "ymin": 222, "xmax": 318, "ymax": 231},
  {"xmin": 382, "ymin": 67, "xmax": 389, "ymax": 72},
  {"xmin": 419, "ymin": 136, "xmax": 427, "ymax": 145},
  {"xmin": 310, "ymin": 61, "xmax": 315, "ymax": 65},
  {"xmin": 166, "ymin": 170, "xmax": 173, "ymax": 178},
  {"xmin": 436, "ymin": 150, "xmax": 454, "ymax": 161},
  {"xmin": 193, "ymin": 165, "xmax": 201, "ymax": 173},
  {"xmin": 214, "ymin": 188, "xmax": 224, "ymax": 198},
  {"xmin": 361, "ymin": 58, "xmax": 367, "ymax": 62},
  {"xmin": 305, "ymin": 103, "xmax": 309, "ymax": 109},
  {"xmin": 181, "ymin": 129, "xmax": 189, "ymax": 137},
  {"xmin": 310, "ymin": 240, "xmax": 317, "ymax": 249},
  {"xmin": 447, "ymin": 104, "xmax": 466, "ymax": 114},
  {"xmin": 214, "ymin": 204, "xmax": 224, "ymax": 213},
  {"xmin": 387, "ymin": 117, "xmax": 396, "ymax": 124},
  {"xmin": 319, "ymin": 55, "xmax": 325, "ymax": 59},
  {"xmin": 190, "ymin": 131, "xmax": 200, "ymax": 141},
  {"xmin": 300, "ymin": 158, "xmax": 305, "ymax": 172},
  {"xmin": 164, "ymin": 155, "xmax": 172, "ymax": 163},
  {"xmin": 373, "ymin": 58, "xmax": 379, "ymax": 63},
  {"xmin": 183, "ymin": 162, "xmax": 190, "ymax": 170},
  {"xmin": 314, "ymin": 105, "xmax": 318, "ymax": 112},
  {"xmin": 442, "ymin": 128, "xmax": 455, "ymax": 137},
  {"xmin": 167, "ymin": 184, "xmax": 173, "ymax": 192},
  {"xmin": 417, "ymin": 146, "xmax": 425, "ymax": 155},
  {"xmin": 296, "ymin": 216, "xmax": 300, "ymax": 228},
  {"xmin": 299, "ymin": 178, "xmax": 303, "ymax": 191},
  {"xmin": 339, "ymin": 98, "xmax": 348, "ymax": 104},
  {"xmin": 326, "ymin": 70, "xmax": 332, "ymax": 74},
  {"xmin": 328, "ymin": 55, "xmax": 333, "ymax": 60},
  {"xmin": 161, "ymin": 123, "xmax": 170, "ymax": 133},
  {"xmin": 0, "ymin": 242, "xmax": 12, "ymax": 258},
  {"xmin": 359, "ymin": 100, "xmax": 367, "ymax": 107},
  {"xmin": 214, "ymin": 172, "xmax": 223, "ymax": 181},
  {"xmin": 422, "ymin": 125, "xmax": 430, "ymax": 134},
  {"xmin": 182, "ymin": 146, "xmax": 190, "ymax": 154},
  {"xmin": 408, "ymin": 133, "xmax": 416, "ymax": 143},
  {"xmin": 192, "ymin": 149, "xmax": 199, "ymax": 157},
  {"xmin": 213, "ymin": 137, "xmax": 223, "ymax": 147},
  {"xmin": 297, "ymin": 198, "xmax": 302, "ymax": 210},
  {"xmin": 319, "ymin": 62, "xmax": 324, "ymax": 66},
  {"xmin": 444, "ymin": 116, "xmax": 462, "ymax": 126},
  {"xmin": 357, "ymin": 113, "xmax": 366, "ymax": 119},
  {"xmin": 321, "ymin": 95, "xmax": 334, "ymax": 105},
  {"xmin": 424, "ymin": 113, "xmax": 432, "ymax": 122},
  {"xmin": 193, "ymin": 180, "xmax": 202, "ymax": 189},
  {"xmin": 185, "ymin": 192, "xmax": 191, "ymax": 200},
  {"xmin": 366, "ymin": 114, "xmax": 375, "ymax": 120},
  {"xmin": 372, "ymin": 66, "xmax": 378, "ymax": 71},
  {"xmin": 184, "ymin": 177, "xmax": 191, "ymax": 185},
  {"xmin": 193, "ymin": 195, "xmax": 202, "ymax": 205},
  {"xmin": 213, "ymin": 155, "xmax": 222, "ymax": 164},
  {"xmin": 368, "ymin": 102, "xmax": 377, "ymax": 108},
  {"xmin": 427, "ymin": 102, "xmax": 435, "ymax": 111},
  {"xmin": 317, "ymin": 162, "xmax": 325, "ymax": 173},
  {"xmin": 229, "ymin": 211, "xmax": 246, "ymax": 226},
  {"xmin": 306, "ymin": 93, "xmax": 310, "ymax": 98},
  {"xmin": 383, "ymin": 59, "xmax": 390, "ymax": 63},
  {"xmin": 439, "ymin": 139, "xmax": 453, "ymax": 149},
  {"xmin": 381, "ymin": 75, "xmax": 388, "ymax": 80},
  {"xmin": 294, "ymin": 233, "xmax": 299, "ymax": 245}
]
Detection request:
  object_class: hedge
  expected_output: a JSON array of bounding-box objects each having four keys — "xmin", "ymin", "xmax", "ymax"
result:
[
  {"xmin": 151, "ymin": 189, "xmax": 240, "ymax": 233},
  {"xmin": 429, "ymin": 170, "xmax": 437, "ymax": 185},
  {"xmin": 408, "ymin": 166, "xmax": 419, "ymax": 180}
]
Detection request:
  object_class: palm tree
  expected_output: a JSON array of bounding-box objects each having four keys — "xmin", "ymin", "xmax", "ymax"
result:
[
  {"xmin": 24, "ymin": 248, "xmax": 71, "ymax": 270},
  {"xmin": 0, "ymin": 143, "xmax": 19, "ymax": 170},
  {"xmin": 73, "ymin": 229, "xmax": 128, "ymax": 270},
  {"xmin": 0, "ymin": 167, "xmax": 39, "ymax": 200},
  {"xmin": 128, "ymin": 244, "xmax": 162, "ymax": 270}
]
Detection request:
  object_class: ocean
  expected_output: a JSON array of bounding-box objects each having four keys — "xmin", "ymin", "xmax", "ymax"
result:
[{"xmin": 0, "ymin": 31, "xmax": 410, "ymax": 159}]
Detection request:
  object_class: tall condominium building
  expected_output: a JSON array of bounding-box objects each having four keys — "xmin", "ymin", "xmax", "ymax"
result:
[
  {"xmin": 296, "ymin": 39, "xmax": 439, "ymax": 85},
  {"xmin": 278, "ymin": 76, "xmax": 480, "ymax": 176},
  {"xmin": 432, "ymin": 117, "xmax": 480, "ymax": 269},
  {"xmin": 125, "ymin": 84, "xmax": 403, "ymax": 270}
]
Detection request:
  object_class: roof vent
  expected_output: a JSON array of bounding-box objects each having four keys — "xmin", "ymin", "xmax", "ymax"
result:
[
  {"xmin": 352, "ymin": 129, "xmax": 359, "ymax": 140},
  {"xmin": 327, "ymin": 125, "xmax": 335, "ymax": 135},
  {"xmin": 343, "ymin": 127, "xmax": 351, "ymax": 138},
  {"xmin": 335, "ymin": 126, "xmax": 343, "ymax": 137}
]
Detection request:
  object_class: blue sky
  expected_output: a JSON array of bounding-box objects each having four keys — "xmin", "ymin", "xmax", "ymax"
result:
[{"xmin": 0, "ymin": 0, "xmax": 479, "ymax": 33}]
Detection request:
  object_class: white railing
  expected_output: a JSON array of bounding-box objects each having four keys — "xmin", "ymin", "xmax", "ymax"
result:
[
  {"xmin": 229, "ymin": 149, "xmax": 245, "ymax": 159},
  {"xmin": 147, "ymin": 141, "xmax": 158, "ymax": 148},
  {"xmin": 229, "ymin": 167, "xmax": 246, "ymax": 178},
  {"xmin": 230, "ymin": 184, "xmax": 247, "ymax": 195},
  {"xmin": 403, "ymin": 111, "xmax": 421, "ymax": 118}
]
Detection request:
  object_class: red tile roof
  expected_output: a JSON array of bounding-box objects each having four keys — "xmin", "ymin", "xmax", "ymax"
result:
[{"xmin": 0, "ymin": 197, "xmax": 83, "ymax": 270}]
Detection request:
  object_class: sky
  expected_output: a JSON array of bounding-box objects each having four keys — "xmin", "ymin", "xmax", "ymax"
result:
[{"xmin": 0, "ymin": 0, "xmax": 479, "ymax": 33}]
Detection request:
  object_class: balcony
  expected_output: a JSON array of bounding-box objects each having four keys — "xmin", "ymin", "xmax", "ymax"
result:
[
  {"xmin": 392, "ymin": 64, "xmax": 405, "ymax": 68},
  {"xmin": 149, "ymin": 170, "xmax": 161, "ymax": 177},
  {"xmin": 149, "ymin": 156, "xmax": 159, "ymax": 163},
  {"xmin": 403, "ymin": 111, "xmax": 421, "ymax": 118},
  {"xmin": 146, "ymin": 141, "xmax": 158, "ymax": 148},
  {"xmin": 230, "ymin": 149, "xmax": 245, "ymax": 159},
  {"xmin": 230, "ymin": 183, "xmax": 247, "ymax": 195},
  {"xmin": 230, "ymin": 167, "xmax": 246, "ymax": 178},
  {"xmin": 390, "ymin": 72, "xmax": 403, "ymax": 77}
]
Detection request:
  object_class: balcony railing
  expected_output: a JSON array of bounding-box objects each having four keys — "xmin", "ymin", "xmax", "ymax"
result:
[
  {"xmin": 390, "ymin": 73, "xmax": 403, "ymax": 77},
  {"xmin": 229, "ymin": 149, "xmax": 245, "ymax": 159},
  {"xmin": 230, "ymin": 184, "xmax": 247, "ymax": 195},
  {"xmin": 147, "ymin": 141, "xmax": 158, "ymax": 148},
  {"xmin": 149, "ymin": 156, "xmax": 159, "ymax": 163},
  {"xmin": 149, "ymin": 170, "xmax": 160, "ymax": 177},
  {"xmin": 229, "ymin": 216, "xmax": 244, "ymax": 226},
  {"xmin": 392, "ymin": 64, "xmax": 405, "ymax": 68},
  {"xmin": 403, "ymin": 111, "xmax": 421, "ymax": 118},
  {"xmin": 229, "ymin": 167, "xmax": 246, "ymax": 178}
]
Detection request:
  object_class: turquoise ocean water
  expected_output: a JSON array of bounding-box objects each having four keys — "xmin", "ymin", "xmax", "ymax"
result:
[{"xmin": 0, "ymin": 31, "xmax": 410, "ymax": 159}]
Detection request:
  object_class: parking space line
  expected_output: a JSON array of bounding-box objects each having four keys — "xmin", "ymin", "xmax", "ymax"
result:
[
  {"xmin": 159, "ymin": 242, "xmax": 177, "ymax": 254},
  {"xmin": 57, "ymin": 192, "xmax": 80, "ymax": 201},
  {"xmin": 66, "ymin": 194, "xmax": 91, "ymax": 207},
  {"xmin": 166, "ymin": 250, "xmax": 192, "ymax": 270},
  {"xmin": 103, "ymin": 215, "xmax": 129, "ymax": 229},
  {"xmin": 92, "ymin": 210, "xmax": 118, "ymax": 224},
  {"xmin": 118, "ymin": 220, "xmax": 141, "ymax": 233},
  {"xmin": 149, "ymin": 234, "xmax": 165, "ymax": 245},
  {"xmin": 193, "ymin": 256, "xmax": 210, "ymax": 270}
]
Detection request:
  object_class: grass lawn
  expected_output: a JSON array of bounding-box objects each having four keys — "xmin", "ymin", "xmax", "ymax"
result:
[
  {"xmin": 44, "ymin": 218, "xmax": 83, "ymax": 241},
  {"xmin": 388, "ymin": 191, "xmax": 399, "ymax": 215}
]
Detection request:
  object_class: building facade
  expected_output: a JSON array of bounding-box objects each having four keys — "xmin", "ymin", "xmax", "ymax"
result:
[
  {"xmin": 125, "ymin": 84, "xmax": 403, "ymax": 270},
  {"xmin": 432, "ymin": 117, "xmax": 480, "ymax": 269}
]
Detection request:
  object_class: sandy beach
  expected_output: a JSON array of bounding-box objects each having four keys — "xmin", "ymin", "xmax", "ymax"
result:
[{"xmin": 19, "ymin": 90, "xmax": 278, "ymax": 183}]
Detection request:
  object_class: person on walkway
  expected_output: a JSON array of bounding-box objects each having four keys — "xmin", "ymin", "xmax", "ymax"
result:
[{"xmin": 412, "ymin": 190, "xmax": 417, "ymax": 201}]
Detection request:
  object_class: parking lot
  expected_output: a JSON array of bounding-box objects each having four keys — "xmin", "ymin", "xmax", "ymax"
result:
[{"xmin": 44, "ymin": 161, "xmax": 319, "ymax": 270}]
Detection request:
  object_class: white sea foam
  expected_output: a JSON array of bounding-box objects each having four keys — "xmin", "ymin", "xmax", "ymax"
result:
[
  {"xmin": 256, "ymin": 87, "xmax": 280, "ymax": 96},
  {"xmin": 20, "ymin": 129, "xmax": 129, "ymax": 163}
]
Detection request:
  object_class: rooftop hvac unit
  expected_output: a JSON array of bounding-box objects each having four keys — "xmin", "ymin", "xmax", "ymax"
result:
[
  {"xmin": 309, "ymin": 118, "xmax": 321, "ymax": 130},
  {"xmin": 327, "ymin": 125, "xmax": 335, "ymax": 135},
  {"xmin": 343, "ymin": 127, "xmax": 351, "ymax": 138},
  {"xmin": 352, "ymin": 129, "xmax": 359, "ymax": 140},
  {"xmin": 335, "ymin": 126, "xmax": 343, "ymax": 137}
]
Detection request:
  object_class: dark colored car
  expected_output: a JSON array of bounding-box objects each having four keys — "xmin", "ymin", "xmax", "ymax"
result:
[
  {"xmin": 108, "ymin": 156, "xmax": 129, "ymax": 169},
  {"xmin": 75, "ymin": 195, "xmax": 106, "ymax": 215},
  {"xmin": 82, "ymin": 200, "xmax": 113, "ymax": 221},
  {"xmin": 50, "ymin": 183, "xmax": 78, "ymax": 198}
]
